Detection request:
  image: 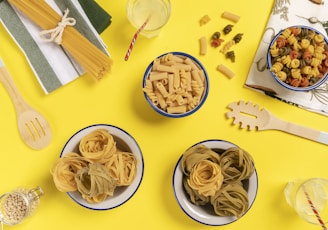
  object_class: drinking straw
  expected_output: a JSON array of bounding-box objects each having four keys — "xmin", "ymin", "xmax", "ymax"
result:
[
  {"xmin": 302, "ymin": 186, "xmax": 327, "ymax": 230},
  {"xmin": 124, "ymin": 16, "xmax": 151, "ymax": 61}
]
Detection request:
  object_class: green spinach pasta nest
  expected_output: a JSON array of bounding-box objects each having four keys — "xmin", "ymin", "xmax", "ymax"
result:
[{"xmin": 180, "ymin": 145, "xmax": 254, "ymax": 217}]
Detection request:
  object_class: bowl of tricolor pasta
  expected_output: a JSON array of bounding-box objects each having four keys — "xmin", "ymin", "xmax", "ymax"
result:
[
  {"xmin": 51, "ymin": 124, "xmax": 144, "ymax": 210},
  {"xmin": 172, "ymin": 139, "xmax": 258, "ymax": 226},
  {"xmin": 142, "ymin": 52, "xmax": 209, "ymax": 118},
  {"xmin": 267, "ymin": 25, "xmax": 328, "ymax": 91}
]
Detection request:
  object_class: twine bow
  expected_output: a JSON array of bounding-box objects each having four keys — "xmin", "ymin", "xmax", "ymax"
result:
[{"xmin": 39, "ymin": 9, "xmax": 76, "ymax": 45}]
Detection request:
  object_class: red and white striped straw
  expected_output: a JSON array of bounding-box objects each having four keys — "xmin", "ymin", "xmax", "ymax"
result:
[
  {"xmin": 302, "ymin": 186, "xmax": 327, "ymax": 230},
  {"xmin": 124, "ymin": 16, "xmax": 151, "ymax": 61}
]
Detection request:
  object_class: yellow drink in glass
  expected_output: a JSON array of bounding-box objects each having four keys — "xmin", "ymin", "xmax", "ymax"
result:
[
  {"xmin": 284, "ymin": 178, "xmax": 328, "ymax": 225},
  {"xmin": 127, "ymin": 0, "xmax": 171, "ymax": 38}
]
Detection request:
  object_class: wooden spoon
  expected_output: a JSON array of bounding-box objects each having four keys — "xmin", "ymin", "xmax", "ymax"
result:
[
  {"xmin": 226, "ymin": 100, "xmax": 328, "ymax": 145},
  {"xmin": 0, "ymin": 58, "xmax": 51, "ymax": 150}
]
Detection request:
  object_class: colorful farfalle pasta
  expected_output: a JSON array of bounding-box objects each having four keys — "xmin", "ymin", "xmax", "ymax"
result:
[{"xmin": 268, "ymin": 26, "xmax": 328, "ymax": 88}]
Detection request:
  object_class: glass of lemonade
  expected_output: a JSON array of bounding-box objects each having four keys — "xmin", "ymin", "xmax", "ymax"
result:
[
  {"xmin": 284, "ymin": 178, "xmax": 328, "ymax": 225},
  {"xmin": 126, "ymin": 0, "xmax": 171, "ymax": 38}
]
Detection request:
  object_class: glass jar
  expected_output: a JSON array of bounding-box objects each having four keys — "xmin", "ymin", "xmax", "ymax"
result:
[{"xmin": 0, "ymin": 187, "xmax": 44, "ymax": 226}]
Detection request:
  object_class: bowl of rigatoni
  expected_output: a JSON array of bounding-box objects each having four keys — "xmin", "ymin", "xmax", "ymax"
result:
[{"xmin": 142, "ymin": 52, "xmax": 209, "ymax": 118}]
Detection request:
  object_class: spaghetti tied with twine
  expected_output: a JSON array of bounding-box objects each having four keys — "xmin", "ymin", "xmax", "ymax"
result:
[
  {"xmin": 8, "ymin": 0, "xmax": 113, "ymax": 80},
  {"xmin": 39, "ymin": 9, "xmax": 76, "ymax": 45}
]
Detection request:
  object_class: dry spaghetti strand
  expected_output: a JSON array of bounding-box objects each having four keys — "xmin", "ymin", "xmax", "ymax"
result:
[{"xmin": 8, "ymin": 0, "xmax": 113, "ymax": 80}]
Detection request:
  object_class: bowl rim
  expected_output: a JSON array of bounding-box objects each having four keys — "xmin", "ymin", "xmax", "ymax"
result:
[
  {"xmin": 59, "ymin": 123, "xmax": 144, "ymax": 211},
  {"xmin": 143, "ymin": 51, "xmax": 209, "ymax": 118},
  {"xmin": 267, "ymin": 25, "xmax": 328, "ymax": 91},
  {"xmin": 172, "ymin": 139, "xmax": 258, "ymax": 226}
]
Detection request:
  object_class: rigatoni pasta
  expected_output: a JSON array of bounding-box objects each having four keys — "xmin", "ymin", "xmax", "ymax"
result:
[{"xmin": 143, "ymin": 53, "xmax": 207, "ymax": 115}]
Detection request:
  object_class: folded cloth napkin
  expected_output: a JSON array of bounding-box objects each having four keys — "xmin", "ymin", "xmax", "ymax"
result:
[
  {"xmin": 0, "ymin": 0, "xmax": 111, "ymax": 94},
  {"xmin": 78, "ymin": 0, "xmax": 112, "ymax": 34},
  {"xmin": 246, "ymin": 0, "xmax": 328, "ymax": 116}
]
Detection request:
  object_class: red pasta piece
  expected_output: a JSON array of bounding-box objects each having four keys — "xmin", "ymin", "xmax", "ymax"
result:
[
  {"xmin": 290, "ymin": 78, "xmax": 301, "ymax": 87},
  {"xmin": 318, "ymin": 64, "xmax": 328, "ymax": 74},
  {"xmin": 302, "ymin": 51, "xmax": 312, "ymax": 61},
  {"xmin": 323, "ymin": 50, "xmax": 328, "ymax": 57},
  {"xmin": 300, "ymin": 77, "xmax": 309, "ymax": 87},
  {"xmin": 276, "ymin": 37, "xmax": 287, "ymax": 48},
  {"xmin": 289, "ymin": 27, "xmax": 300, "ymax": 36},
  {"xmin": 211, "ymin": 38, "xmax": 224, "ymax": 48},
  {"xmin": 324, "ymin": 58, "xmax": 328, "ymax": 67},
  {"xmin": 289, "ymin": 50, "xmax": 299, "ymax": 59}
]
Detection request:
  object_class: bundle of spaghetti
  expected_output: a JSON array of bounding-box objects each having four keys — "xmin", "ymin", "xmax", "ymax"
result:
[
  {"xmin": 180, "ymin": 145, "xmax": 221, "ymax": 176},
  {"xmin": 79, "ymin": 129, "xmax": 117, "ymax": 163},
  {"xmin": 183, "ymin": 177, "xmax": 209, "ymax": 205},
  {"xmin": 51, "ymin": 152, "xmax": 90, "ymax": 192},
  {"xmin": 8, "ymin": 0, "xmax": 112, "ymax": 80},
  {"xmin": 210, "ymin": 182, "xmax": 249, "ymax": 217},
  {"xmin": 220, "ymin": 147, "xmax": 254, "ymax": 183},
  {"xmin": 75, "ymin": 163, "xmax": 117, "ymax": 203},
  {"xmin": 187, "ymin": 159, "xmax": 224, "ymax": 196},
  {"xmin": 105, "ymin": 151, "xmax": 138, "ymax": 186}
]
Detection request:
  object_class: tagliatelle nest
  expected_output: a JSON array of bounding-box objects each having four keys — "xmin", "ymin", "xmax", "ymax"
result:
[{"xmin": 75, "ymin": 163, "xmax": 117, "ymax": 204}]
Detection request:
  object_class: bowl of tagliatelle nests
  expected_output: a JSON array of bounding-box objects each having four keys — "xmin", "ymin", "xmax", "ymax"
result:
[
  {"xmin": 173, "ymin": 140, "xmax": 258, "ymax": 226},
  {"xmin": 51, "ymin": 124, "xmax": 144, "ymax": 210},
  {"xmin": 142, "ymin": 52, "xmax": 209, "ymax": 118},
  {"xmin": 267, "ymin": 25, "xmax": 328, "ymax": 91}
]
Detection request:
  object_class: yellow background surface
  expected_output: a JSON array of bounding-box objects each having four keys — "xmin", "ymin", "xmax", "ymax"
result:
[{"xmin": 0, "ymin": 0, "xmax": 328, "ymax": 229}]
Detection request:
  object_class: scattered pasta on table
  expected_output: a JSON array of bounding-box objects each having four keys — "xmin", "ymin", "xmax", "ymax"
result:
[
  {"xmin": 222, "ymin": 11, "xmax": 240, "ymax": 23},
  {"xmin": 197, "ymin": 11, "xmax": 243, "ymax": 78}
]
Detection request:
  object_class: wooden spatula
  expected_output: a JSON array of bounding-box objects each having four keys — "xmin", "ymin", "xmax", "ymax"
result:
[
  {"xmin": 0, "ymin": 58, "xmax": 52, "ymax": 150},
  {"xmin": 226, "ymin": 100, "xmax": 328, "ymax": 145}
]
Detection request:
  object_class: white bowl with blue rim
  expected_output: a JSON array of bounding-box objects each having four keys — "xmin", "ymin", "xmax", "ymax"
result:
[
  {"xmin": 267, "ymin": 25, "xmax": 328, "ymax": 91},
  {"xmin": 143, "ymin": 51, "xmax": 209, "ymax": 118},
  {"xmin": 172, "ymin": 139, "xmax": 258, "ymax": 226},
  {"xmin": 60, "ymin": 124, "xmax": 144, "ymax": 210}
]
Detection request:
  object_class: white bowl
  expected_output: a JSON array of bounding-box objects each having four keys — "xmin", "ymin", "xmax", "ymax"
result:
[
  {"xmin": 172, "ymin": 139, "xmax": 258, "ymax": 226},
  {"xmin": 267, "ymin": 25, "xmax": 328, "ymax": 91},
  {"xmin": 143, "ymin": 52, "xmax": 209, "ymax": 118},
  {"xmin": 60, "ymin": 124, "xmax": 144, "ymax": 210}
]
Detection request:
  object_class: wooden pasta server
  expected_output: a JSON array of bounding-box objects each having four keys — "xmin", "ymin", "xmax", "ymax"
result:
[
  {"xmin": 0, "ymin": 58, "xmax": 52, "ymax": 150},
  {"xmin": 226, "ymin": 100, "xmax": 328, "ymax": 145}
]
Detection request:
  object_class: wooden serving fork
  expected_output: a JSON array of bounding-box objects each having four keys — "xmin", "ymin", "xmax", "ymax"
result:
[
  {"xmin": 226, "ymin": 100, "xmax": 328, "ymax": 145},
  {"xmin": 0, "ymin": 58, "xmax": 52, "ymax": 150}
]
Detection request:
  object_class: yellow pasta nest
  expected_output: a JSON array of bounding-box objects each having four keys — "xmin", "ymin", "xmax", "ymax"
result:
[
  {"xmin": 51, "ymin": 152, "xmax": 90, "ymax": 192},
  {"xmin": 187, "ymin": 160, "xmax": 224, "ymax": 197},
  {"xmin": 180, "ymin": 145, "xmax": 254, "ymax": 217},
  {"xmin": 51, "ymin": 129, "xmax": 138, "ymax": 204}
]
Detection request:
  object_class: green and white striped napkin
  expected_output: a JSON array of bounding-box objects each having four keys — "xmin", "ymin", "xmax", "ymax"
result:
[{"xmin": 0, "ymin": 0, "xmax": 111, "ymax": 94}]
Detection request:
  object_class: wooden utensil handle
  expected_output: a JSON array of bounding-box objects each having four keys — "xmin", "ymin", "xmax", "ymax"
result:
[
  {"xmin": 0, "ymin": 59, "xmax": 30, "ymax": 113},
  {"xmin": 282, "ymin": 121, "xmax": 328, "ymax": 145}
]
